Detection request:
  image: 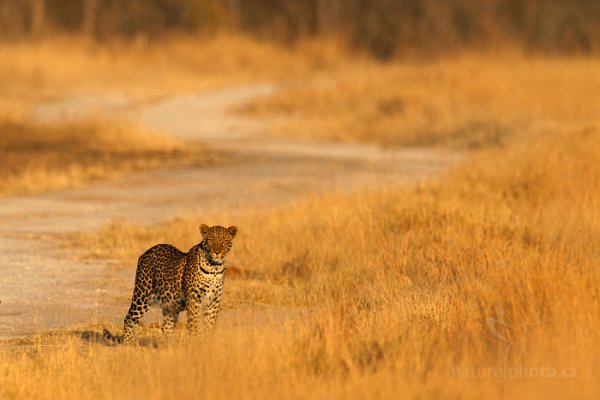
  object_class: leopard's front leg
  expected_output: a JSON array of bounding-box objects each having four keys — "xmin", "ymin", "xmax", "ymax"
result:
[
  {"xmin": 202, "ymin": 283, "xmax": 223, "ymax": 331},
  {"xmin": 187, "ymin": 288, "xmax": 204, "ymax": 336}
]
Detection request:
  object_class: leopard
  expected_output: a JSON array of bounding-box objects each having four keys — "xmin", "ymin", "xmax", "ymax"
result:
[{"xmin": 103, "ymin": 224, "xmax": 237, "ymax": 345}]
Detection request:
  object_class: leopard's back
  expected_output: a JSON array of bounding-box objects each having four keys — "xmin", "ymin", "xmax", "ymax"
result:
[{"xmin": 138, "ymin": 243, "xmax": 187, "ymax": 301}]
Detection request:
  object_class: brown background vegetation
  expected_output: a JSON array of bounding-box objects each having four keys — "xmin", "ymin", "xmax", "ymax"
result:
[{"xmin": 1, "ymin": 0, "xmax": 599, "ymax": 58}]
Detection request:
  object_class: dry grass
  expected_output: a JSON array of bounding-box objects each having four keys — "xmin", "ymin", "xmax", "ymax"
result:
[
  {"xmin": 1, "ymin": 38, "xmax": 599, "ymax": 398},
  {"xmin": 0, "ymin": 115, "xmax": 213, "ymax": 196},
  {"xmin": 0, "ymin": 35, "xmax": 349, "ymax": 109},
  {"xmin": 0, "ymin": 35, "xmax": 349, "ymax": 196},
  {"xmin": 246, "ymin": 54, "xmax": 600, "ymax": 148},
  {"xmin": 50, "ymin": 122, "xmax": 600, "ymax": 399}
]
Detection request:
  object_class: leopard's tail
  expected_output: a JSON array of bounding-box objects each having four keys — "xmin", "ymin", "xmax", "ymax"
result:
[{"xmin": 102, "ymin": 328, "xmax": 124, "ymax": 346}]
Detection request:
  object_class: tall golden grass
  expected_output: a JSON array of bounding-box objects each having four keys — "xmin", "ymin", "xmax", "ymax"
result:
[
  {"xmin": 0, "ymin": 35, "xmax": 348, "ymax": 108},
  {"xmin": 3, "ymin": 122, "xmax": 598, "ymax": 399},
  {"xmin": 1, "ymin": 38, "xmax": 599, "ymax": 398},
  {"xmin": 0, "ymin": 115, "xmax": 210, "ymax": 196},
  {"xmin": 248, "ymin": 54, "xmax": 600, "ymax": 148}
]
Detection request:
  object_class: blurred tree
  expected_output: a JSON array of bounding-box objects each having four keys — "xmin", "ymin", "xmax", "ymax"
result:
[
  {"xmin": 30, "ymin": 0, "xmax": 46, "ymax": 36},
  {"xmin": 0, "ymin": 0, "xmax": 26, "ymax": 37},
  {"xmin": 82, "ymin": 0, "xmax": 97, "ymax": 36},
  {"xmin": 225, "ymin": 0, "xmax": 240, "ymax": 30},
  {"xmin": 349, "ymin": 0, "xmax": 423, "ymax": 59},
  {"xmin": 240, "ymin": 0, "xmax": 318, "ymax": 43},
  {"xmin": 315, "ymin": 0, "xmax": 343, "ymax": 36},
  {"xmin": 0, "ymin": 0, "xmax": 597, "ymax": 55},
  {"xmin": 183, "ymin": 0, "xmax": 227, "ymax": 33}
]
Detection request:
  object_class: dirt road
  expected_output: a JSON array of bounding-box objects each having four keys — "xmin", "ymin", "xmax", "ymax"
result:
[{"xmin": 0, "ymin": 85, "xmax": 460, "ymax": 337}]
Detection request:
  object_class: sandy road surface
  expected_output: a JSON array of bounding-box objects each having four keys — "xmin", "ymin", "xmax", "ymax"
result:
[{"xmin": 0, "ymin": 85, "xmax": 460, "ymax": 338}]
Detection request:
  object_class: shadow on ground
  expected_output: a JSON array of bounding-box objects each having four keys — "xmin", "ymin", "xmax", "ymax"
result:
[{"xmin": 80, "ymin": 329, "xmax": 166, "ymax": 348}]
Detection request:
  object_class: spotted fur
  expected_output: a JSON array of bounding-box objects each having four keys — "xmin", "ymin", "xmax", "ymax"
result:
[{"xmin": 103, "ymin": 224, "xmax": 237, "ymax": 345}]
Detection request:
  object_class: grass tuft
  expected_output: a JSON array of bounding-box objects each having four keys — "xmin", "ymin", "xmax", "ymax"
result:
[{"xmin": 0, "ymin": 115, "xmax": 211, "ymax": 196}]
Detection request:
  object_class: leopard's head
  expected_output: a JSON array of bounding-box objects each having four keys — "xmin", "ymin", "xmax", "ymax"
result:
[{"xmin": 200, "ymin": 224, "xmax": 237, "ymax": 265}]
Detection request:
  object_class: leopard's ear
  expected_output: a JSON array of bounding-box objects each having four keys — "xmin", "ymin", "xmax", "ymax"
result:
[
  {"xmin": 200, "ymin": 224, "xmax": 210, "ymax": 237},
  {"xmin": 227, "ymin": 226, "xmax": 238, "ymax": 238}
]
